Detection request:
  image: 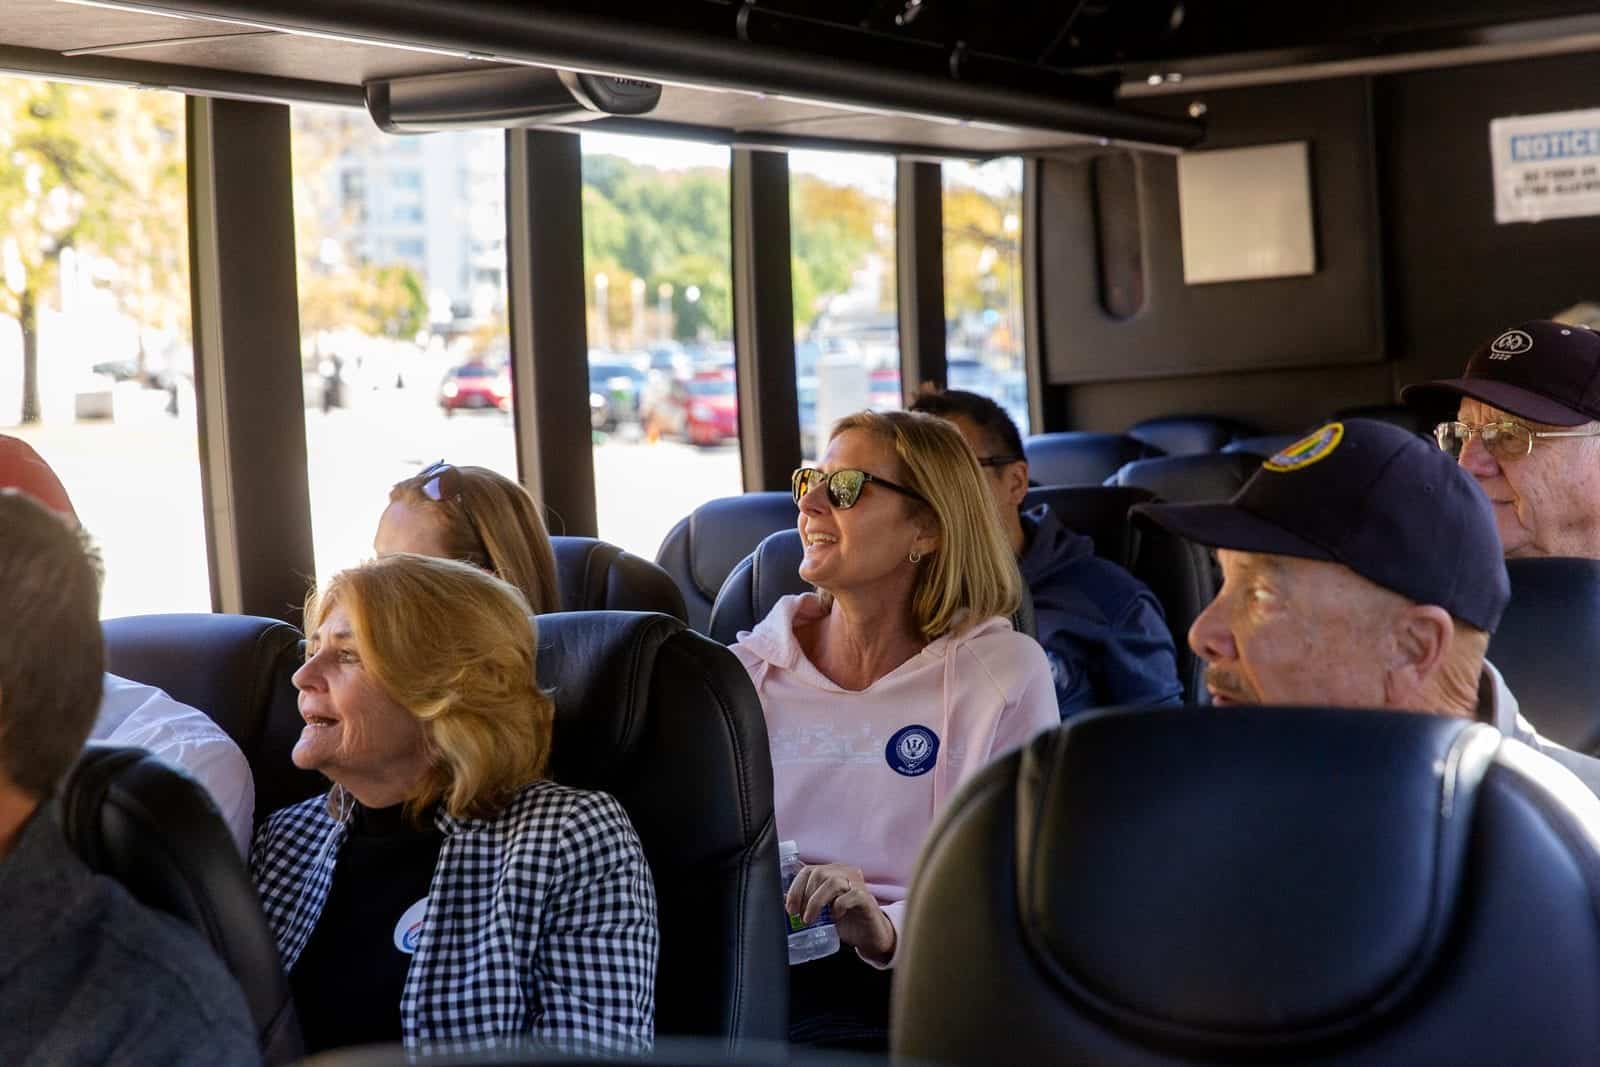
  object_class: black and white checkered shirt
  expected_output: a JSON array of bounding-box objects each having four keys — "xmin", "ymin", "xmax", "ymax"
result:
[{"xmin": 252, "ymin": 779, "xmax": 657, "ymax": 1054}]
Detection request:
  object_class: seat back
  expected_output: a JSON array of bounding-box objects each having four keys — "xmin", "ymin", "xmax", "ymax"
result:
[
  {"xmin": 55, "ymin": 744, "xmax": 303, "ymax": 1064},
  {"xmin": 1489, "ymin": 557, "xmax": 1600, "ymax": 754},
  {"xmin": 1107, "ymin": 452, "xmax": 1261, "ymax": 503},
  {"xmin": 1332, "ymin": 403, "xmax": 1435, "ymax": 437},
  {"xmin": 655, "ymin": 493, "xmax": 799, "ymax": 633},
  {"xmin": 707, "ymin": 529, "xmax": 1035, "ymax": 646},
  {"xmin": 1020, "ymin": 485, "xmax": 1153, "ymax": 569},
  {"xmin": 1023, "ymin": 432, "xmax": 1162, "ymax": 487},
  {"xmin": 895, "ymin": 706, "xmax": 1600, "ymax": 1065},
  {"xmin": 1221, "ymin": 433, "xmax": 1302, "ymax": 458},
  {"xmin": 102, "ymin": 613, "xmax": 325, "ymax": 822},
  {"xmin": 1126, "ymin": 415, "xmax": 1257, "ymax": 456},
  {"xmin": 535, "ymin": 611, "xmax": 787, "ymax": 1046},
  {"xmin": 552, "ymin": 536, "xmax": 688, "ymax": 620}
]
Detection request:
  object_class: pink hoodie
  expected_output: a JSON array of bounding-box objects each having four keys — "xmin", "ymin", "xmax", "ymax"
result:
[{"xmin": 731, "ymin": 592, "xmax": 1058, "ymax": 966}]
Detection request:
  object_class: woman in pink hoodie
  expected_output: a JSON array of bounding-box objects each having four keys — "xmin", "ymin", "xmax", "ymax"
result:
[{"xmin": 731, "ymin": 410, "xmax": 1058, "ymax": 1047}]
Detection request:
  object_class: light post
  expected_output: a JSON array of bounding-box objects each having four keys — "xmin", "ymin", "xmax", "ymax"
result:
[
  {"xmin": 593, "ymin": 271, "xmax": 609, "ymax": 351},
  {"xmin": 657, "ymin": 282, "xmax": 673, "ymax": 344},
  {"xmin": 630, "ymin": 276, "xmax": 647, "ymax": 349}
]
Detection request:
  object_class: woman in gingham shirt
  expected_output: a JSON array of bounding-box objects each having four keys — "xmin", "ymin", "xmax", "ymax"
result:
[{"xmin": 252, "ymin": 554, "xmax": 657, "ymax": 1056}]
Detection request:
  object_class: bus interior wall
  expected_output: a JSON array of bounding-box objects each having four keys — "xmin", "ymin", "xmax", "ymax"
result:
[{"xmin": 1038, "ymin": 51, "xmax": 1600, "ymax": 435}]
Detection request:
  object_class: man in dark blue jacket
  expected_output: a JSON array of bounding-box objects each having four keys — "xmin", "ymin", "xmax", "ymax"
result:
[{"xmin": 911, "ymin": 391, "xmax": 1182, "ymax": 716}]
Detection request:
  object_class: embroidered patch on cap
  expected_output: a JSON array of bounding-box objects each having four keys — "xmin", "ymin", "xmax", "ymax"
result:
[
  {"xmin": 1265, "ymin": 422, "xmax": 1345, "ymax": 473},
  {"xmin": 1488, "ymin": 329, "xmax": 1533, "ymax": 360},
  {"xmin": 885, "ymin": 725, "xmax": 939, "ymax": 777},
  {"xmin": 393, "ymin": 897, "xmax": 428, "ymax": 955}
]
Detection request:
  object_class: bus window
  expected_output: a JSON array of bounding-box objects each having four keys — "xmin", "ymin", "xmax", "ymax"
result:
[
  {"xmin": 790, "ymin": 150, "xmax": 899, "ymax": 460},
  {"xmin": 943, "ymin": 159, "xmax": 1029, "ymax": 434},
  {"xmin": 291, "ymin": 109, "xmax": 515, "ymax": 578},
  {"xmin": 0, "ymin": 75, "xmax": 208, "ymax": 617},
  {"xmin": 581, "ymin": 131, "xmax": 741, "ymax": 557}
]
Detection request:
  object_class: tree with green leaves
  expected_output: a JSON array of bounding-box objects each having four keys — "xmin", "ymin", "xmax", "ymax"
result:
[{"xmin": 0, "ymin": 78, "xmax": 188, "ymax": 422}]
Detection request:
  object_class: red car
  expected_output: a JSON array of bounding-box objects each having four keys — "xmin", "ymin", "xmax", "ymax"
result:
[
  {"xmin": 685, "ymin": 370, "xmax": 737, "ymax": 446},
  {"xmin": 439, "ymin": 362, "xmax": 510, "ymax": 415}
]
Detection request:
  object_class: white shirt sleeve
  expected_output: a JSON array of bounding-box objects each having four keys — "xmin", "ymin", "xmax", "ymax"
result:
[{"xmin": 94, "ymin": 674, "xmax": 257, "ymax": 857}]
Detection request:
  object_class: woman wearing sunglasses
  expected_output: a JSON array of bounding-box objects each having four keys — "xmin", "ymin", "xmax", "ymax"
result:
[
  {"xmin": 730, "ymin": 409, "xmax": 1057, "ymax": 1048},
  {"xmin": 376, "ymin": 462, "xmax": 561, "ymax": 615}
]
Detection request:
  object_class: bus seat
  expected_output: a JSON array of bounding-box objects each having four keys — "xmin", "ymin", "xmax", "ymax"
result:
[
  {"xmin": 1488, "ymin": 558, "xmax": 1600, "ymax": 755},
  {"xmin": 1020, "ymin": 485, "xmax": 1154, "ymax": 569},
  {"xmin": 535, "ymin": 610, "xmax": 787, "ymax": 1046},
  {"xmin": 101, "ymin": 613, "xmax": 325, "ymax": 823},
  {"xmin": 552, "ymin": 535, "xmax": 688, "ymax": 621},
  {"xmin": 1023, "ymin": 432, "xmax": 1162, "ymax": 487},
  {"xmin": 55, "ymin": 743, "xmax": 303, "ymax": 1064},
  {"xmin": 1126, "ymin": 415, "xmax": 1258, "ymax": 456},
  {"xmin": 1221, "ymin": 433, "xmax": 1301, "ymax": 458},
  {"xmin": 1332, "ymin": 403, "xmax": 1435, "ymax": 437},
  {"xmin": 655, "ymin": 492, "xmax": 799, "ymax": 633},
  {"xmin": 707, "ymin": 529, "xmax": 1036, "ymax": 646},
  {"xmin": 894, "ymin": 707, "xmax": 1600, "ymax": 1065},
  {"xmin": 1106, "ymin": 452, "xmax": 1261, "ymax": 503}
]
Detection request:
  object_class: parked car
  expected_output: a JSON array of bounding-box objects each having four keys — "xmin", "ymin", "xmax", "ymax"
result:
[
  {"xmin": 439, "ymin": 362, "xmax": 510, "ymax": 414},
  {"xmin": 588, "ymin": 360, "xmax": 647, "ymax": 431},
  {"xmin": 685, "ymin": 368, "xmax": 737, "ymax": 446},
  {"xmin": 868, "ymin": 366, "xmax": 903, "ymax": 411}
]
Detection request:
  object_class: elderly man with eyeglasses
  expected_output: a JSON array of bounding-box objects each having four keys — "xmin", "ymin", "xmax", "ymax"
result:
[{"xmin": 1404, "ymin": 320, "xmax": 1600, "ymax": 558}]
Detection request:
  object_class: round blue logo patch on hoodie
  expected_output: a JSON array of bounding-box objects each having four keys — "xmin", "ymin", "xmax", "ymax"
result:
[{"xmin": 886, "ymin": 725, "xmax": 939, "ymax": 777}]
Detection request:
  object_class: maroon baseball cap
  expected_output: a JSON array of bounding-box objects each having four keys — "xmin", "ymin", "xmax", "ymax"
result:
[{"xmin": 1401, "ymin": 320, "xmax": 1600, "ymax": 427}]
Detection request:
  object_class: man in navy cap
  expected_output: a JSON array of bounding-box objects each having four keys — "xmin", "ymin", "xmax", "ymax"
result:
[
  {"xmin": 1135, "ymin": 418, "xmax": 1600, "ymax": 792},
  {"xmin": 1403, "ymin": 320, "xmax": 1600, "ymax": 558}
]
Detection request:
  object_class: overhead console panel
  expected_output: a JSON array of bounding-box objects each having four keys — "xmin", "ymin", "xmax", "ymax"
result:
[{"xmin": 41, "ymin": 0, "xmax": 1205, "ymax": 154}]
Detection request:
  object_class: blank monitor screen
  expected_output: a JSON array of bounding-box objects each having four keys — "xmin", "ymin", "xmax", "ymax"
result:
[{"xmin": 1177, "ymin": 141, "xmax": 1317, "ymax": 286}]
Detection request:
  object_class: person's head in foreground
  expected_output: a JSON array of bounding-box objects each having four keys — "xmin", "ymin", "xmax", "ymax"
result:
[
  {"xmin": 792, "ymin": 408, "xmax": 1020, "ymax": 638},
  {"xmin": 0, "ymin": 490, "xmax": 260, "ymax": 1063},
  {"xmin": 0, "ymin": 489, "xmax": 101, "ymax": 835},
  {"xmin": 292, "ymin": 552, "xmax": 551, "ymax": 818},
  {"xmin": 1136, "ymin": 419, "xmax": 1508, "ymax": 717},
  {"xmin": 257, "ymin": 552, "xmax": 657, "ymax": 1056},
  {"xmin": 377, "ymin": 461, "xmax": 560, "ymax": 616},
  {"xmin": 1403, "ymin": 320, "xmax": 1600, "ymax": 559}
]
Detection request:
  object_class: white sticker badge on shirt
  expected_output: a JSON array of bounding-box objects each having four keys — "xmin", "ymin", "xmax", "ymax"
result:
[{"xmin": 393, "ymin": 897, "xmax": 428, "ymax": 955}]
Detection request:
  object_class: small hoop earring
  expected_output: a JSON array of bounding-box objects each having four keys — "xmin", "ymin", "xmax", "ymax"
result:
[{"xmin": 908, "ymin": 549, "xmax": 923, "ymax": 564}]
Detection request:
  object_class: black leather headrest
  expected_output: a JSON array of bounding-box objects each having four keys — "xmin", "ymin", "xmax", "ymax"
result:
[
  {"xmin": 895, "ymin": 706, "xmax": 1600, "ymax": 1065},
  {"xmin": 1127, "ymin": 415, "xmax": 1257, "ymax": 457},
  {"xmin": 655, "ymin": 492, "xmax": 798, "ymax": 633},
  {"xmin": 1490, "ymin": 557, "xmax": 1600, "ymax": 754},
  {"xmin": 533, "ymin": 611, "xmax": 787, "ymax": 1043},
  {"xmin": 1221, "ymin": 433, "xmax": 1301, "ymax": 458},
  {"xmin": 1024, "ymin": 432, "xmax": 1163, "ymax": 488},
  {"xmin": 55, "ymin": 744, "xmax": 302, "ymax": 1063},
  {"xmin": 551, "ymin": 535, "xmax": 688, "ymax": 621},
  {"xmin": 1107, "ymin": 452, "xmax": 1262, "ymax": 503},
  {"xmin": 101, "ymin": 613, "xmax": 325, "ymax": 822},
  {"xmin": 1021, "ymin": 485, "xmax": 1153, "ymax": 569}
]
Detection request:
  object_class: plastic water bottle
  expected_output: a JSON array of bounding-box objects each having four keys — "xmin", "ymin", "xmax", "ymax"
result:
[{"xmin": 779, "ymin": 840, "xmax": 840, "ymax": 965}]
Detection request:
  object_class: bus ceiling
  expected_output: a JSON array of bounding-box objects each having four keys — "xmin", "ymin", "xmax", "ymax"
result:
[{"xmin": 11, "ymin": 0, "xmax": 1203, "ymax": 155}]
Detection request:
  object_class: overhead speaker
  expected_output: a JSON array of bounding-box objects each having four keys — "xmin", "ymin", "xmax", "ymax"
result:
[{"xmin": 365, "ymin": 67, "xmax": 662, "ymax": 134}]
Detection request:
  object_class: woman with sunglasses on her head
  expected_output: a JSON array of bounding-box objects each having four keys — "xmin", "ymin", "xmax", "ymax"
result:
[
  {"xmin": 376, "ymin": 461, "xmax": 561, "ymax": 615},
  {"xmin": 252, "ymin": 553, "xmax": 657, "ymax": 1056},
  {"xmin": 730, "ymin": 410, "xmax": 1057, "ymax": 1048}
]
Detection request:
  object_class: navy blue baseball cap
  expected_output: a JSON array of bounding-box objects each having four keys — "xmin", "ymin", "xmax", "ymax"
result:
[
  {"xmin": 1401, "ymin": 319, "xmax": 1600, "ymax": 426},
  {"xmin": 1134, "ymin": 419, "xmax": 1510, "ymax": 632}
]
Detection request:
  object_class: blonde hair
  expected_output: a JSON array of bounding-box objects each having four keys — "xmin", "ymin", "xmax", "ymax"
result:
[
  {"xmin": 826, "ymin": 410, "xmax": 1021, "ymax": 639},
  {"xmin": 390, "ymin": 464, "xmax": 561, "ymax": 615},
  {"xmin": 304, "ymin": 553, "xmax": 552, "ymax": 822}
]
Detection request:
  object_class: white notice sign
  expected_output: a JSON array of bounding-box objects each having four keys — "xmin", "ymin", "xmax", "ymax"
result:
[{"xmin": 1490, "ymin": 109, "xmax": 1600, "ymax": 224}]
